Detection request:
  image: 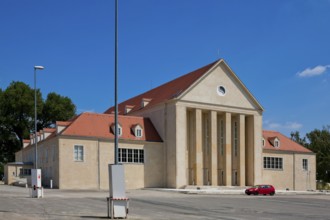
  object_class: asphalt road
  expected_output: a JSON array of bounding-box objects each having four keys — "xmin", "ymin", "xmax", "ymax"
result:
[{"xmin": 0, "ymin": 184, "xmax": 329, "ymax": 220}]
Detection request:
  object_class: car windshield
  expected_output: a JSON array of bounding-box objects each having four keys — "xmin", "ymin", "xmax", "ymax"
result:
[{"xmin": 252, "ymin": 185, "xmax": 260, "ymax": 188}]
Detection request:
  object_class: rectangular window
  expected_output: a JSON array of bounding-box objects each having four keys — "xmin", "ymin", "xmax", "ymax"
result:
[
  {"xmin": 19, "ymin": 169, "xmax": 31, "ymax": 176},
  {"xmin": 263, "ymin": 157, "xmax": 283, "ymax": 170},
  {"xmin": 217, "ymin": 119, "xmax": 224, "ymax": 156},
  {"xmin": 303, "ymin": 159, "xmax": 308, "ymax": 171},
  {"xmin": 133, "ymin": 149, "xmax": 139, "ymax": 163},
  {"xmin": 139, "ymin": 150, "xmax": 144, "ymax": 163},
  {"xmin": 119, "ymin": 148, "xmax": 144, "ymax": 164},
  {"xmin": 136, "ymin": 129, "xmax": 142, "ymax": 137},
  {"xmin": 233, "ymin": 121, "xmax": 238, "ymax": 156},
  {"xmin": 74, "ymin": 145, "xmax": 84, "ymax": 162},
  {"xmin": 128, "ymin": 149, "xmax": 133, "ymax": 162}
]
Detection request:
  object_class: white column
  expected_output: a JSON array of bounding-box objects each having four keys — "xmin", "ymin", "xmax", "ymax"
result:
[
  {"xmin": 195, "ymin": 109, "xmax": 203, "ymax": 185},
  {"xmin": 176, "ymin": 105, "xmax": 187, "ymax": 187},
  {"xmin": 239, "ymin": 114, "xmax": 246, "ymax": 186}
]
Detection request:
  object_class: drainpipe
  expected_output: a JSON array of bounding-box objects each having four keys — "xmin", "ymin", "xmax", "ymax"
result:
[
  {"xmin": 164, "ymin": 103, "xmax": 168, "ymax": 187},
  {"xmin": 97, "ymin": 139, "xmax": 101, "ymax": 190},
  {"xmin": 293, "ymin": 153, "xmax": 295, "ymax": 190}
]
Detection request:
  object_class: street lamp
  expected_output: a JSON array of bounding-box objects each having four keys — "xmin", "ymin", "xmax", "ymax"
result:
[{"xmin": 34, "ymin": 65, "xmax": 44, "ymax": 169}]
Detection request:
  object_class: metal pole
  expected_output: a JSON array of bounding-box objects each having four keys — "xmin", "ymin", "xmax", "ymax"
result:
[
  {"xmin": 34, "ymin": 67, "xmax": 38, "ymax": 169},
  {"xmin": 114, "ymin": 0, "xmax": 119, "ymax": 165}
]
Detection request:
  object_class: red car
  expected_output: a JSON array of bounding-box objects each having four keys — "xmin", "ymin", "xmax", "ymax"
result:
[{"xmin": 245, "ymin": 184, "xmax": 275, "ymax": 196}]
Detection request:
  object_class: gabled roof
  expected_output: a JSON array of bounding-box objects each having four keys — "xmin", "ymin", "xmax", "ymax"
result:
[
  {"xmin": 263, "ymin": 130, "xmax": 312, "ymax": 153},
  {"xmin": 105, "ymin": 59, "xmax": 263, "ymax": 115},
  {"xmin": 61, "ymin": 112, "xmax": 162, "ymax": 142},
  {"xmin": 104, "ymin": 59, "xmax": 220, "ymax": 115}
]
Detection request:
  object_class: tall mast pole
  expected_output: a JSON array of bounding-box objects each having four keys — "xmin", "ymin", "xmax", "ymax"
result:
[{"xmin": 114, "ymin": 0, "xmax": 119, "ymax": 164}]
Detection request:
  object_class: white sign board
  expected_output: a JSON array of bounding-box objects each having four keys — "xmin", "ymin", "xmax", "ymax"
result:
[
  {"xmin": 31, "ymin": 169, "xmax": 42, "ymax": 198},
  {"xmin": 108, "ymin": 164, "xmax": 127, "ymax": 218}
]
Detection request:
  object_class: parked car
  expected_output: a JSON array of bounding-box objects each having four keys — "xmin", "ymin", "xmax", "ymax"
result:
[{"xmin": 245, "ymin": 184, "xmax": 275, "ymax": 196}]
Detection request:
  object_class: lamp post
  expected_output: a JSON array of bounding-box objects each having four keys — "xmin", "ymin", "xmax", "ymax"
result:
[{"xmin": 34, "ymin": 65, "xmax": 44, "ymax": 169}]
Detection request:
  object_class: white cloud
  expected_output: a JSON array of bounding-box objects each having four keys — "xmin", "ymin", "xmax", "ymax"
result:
[
  {"xmin": 263, "ymin": 120, "xmax": 302, "ymax": 131},
  {"xmin": 267, "ymin": 123, "xmax": 281, "ymax": 129},
  {"xmin": 77, "ymin": 109, "xmax": 95, "ymax": 113},
  {"xmin": 297, "ymin": 65, "xmax": 330, "ymax": 77},
  {"xmin": 284, "ymin": 122, "xmax": 303, "ymax": 130}
]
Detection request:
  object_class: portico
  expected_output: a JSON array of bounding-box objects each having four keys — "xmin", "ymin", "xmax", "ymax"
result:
[{"xmin": 184, "ymin": 107, "xmax": 261, "ymax": 187}]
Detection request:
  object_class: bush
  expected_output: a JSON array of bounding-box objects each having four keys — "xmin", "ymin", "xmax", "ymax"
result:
[{"xmin": 317, "ymin": 181, "xmax": 330, "ymax": 190}]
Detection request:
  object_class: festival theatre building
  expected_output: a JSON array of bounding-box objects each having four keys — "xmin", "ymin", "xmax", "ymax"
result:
[{"xmin": 8, "ymin": 59, "xmax": 316, "ymax": 191}]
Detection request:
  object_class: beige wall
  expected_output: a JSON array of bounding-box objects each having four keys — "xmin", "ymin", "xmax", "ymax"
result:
[
  {"xmin": 253, "ymin": 114, "xmax": 263, "ymax": 185},
  {"xmin": 15, "ymin": 151, "xmax": 22, "ymax": 162},
  {"xmin": 176, "ymin": 104, "xmax": 188, "ymax": 187},
  {"xmin": 164, "ymin": 103, "xmax": 177, "ymax": 188},
  {"xmin": 181, "ymin": 63, "xmax": 260, "ymax": 110},
  {"xmin": 294, "ymin": 153, "xmax": 316, "ymax": 191},
  {"xmin": 58, "ymin": 138, "xmax": 99, "ymax": 189},
  {"xmin": 58, "ymin": 137, "xmax": 164, "ymax": 190},
  {"xmin": 262, "ymin": 151, "xmax": 316, "ymax": 191},
  {"xmin": 4, "ymin": 164, "xmax": 33, "ymax": 185},
  {"xmin": 4, "ymin": 165, "xmax": 21, "ymax": 185}
]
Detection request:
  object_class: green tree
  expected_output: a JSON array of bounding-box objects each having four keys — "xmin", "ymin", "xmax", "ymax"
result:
[
  {"xmin": 0, "ymin": 81, "xmax": 76, "ymax": 169},
  {"xmin": 305, "ymin": 126, "xmax": 330, "ymax": 182},
  {"xmin": 41, "ymin": 92, "xmax": 76, "ymax": 128},
  {"xmin": 290, "ymin": 131, "xmax": 307, "ymax": 146},
  {"xmin": 0, "ymin": 81, "xmax": 43, "ymax": 146}
]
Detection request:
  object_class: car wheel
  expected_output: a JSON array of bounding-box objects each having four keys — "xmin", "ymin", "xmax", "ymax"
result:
[
  {"xmin": 270, "ymin": 192, "xmax": 275, "ymax": 196},
  {"xmin": 246, "ymin": 192, "xmax": 250, "ymax": 195}
]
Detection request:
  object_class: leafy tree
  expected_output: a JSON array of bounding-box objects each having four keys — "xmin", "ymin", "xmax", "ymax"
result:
[
  {"xmin": 290, "ymin": 131, "xmax": 307, "ymax": 146},
  {"xmin": 41, "ymin": 92, "xmax": 76, "ymax": 128},
  {"xmin": 0, "ymin": 81, "xmax": 43, "ymax": 147},
  {"xmin": 0, "ymin": 81, "xmax": 76, "ymax": 168},
  {"xmin": 305, "ymin": 126, "xmax": 330, "ymax": 182}
]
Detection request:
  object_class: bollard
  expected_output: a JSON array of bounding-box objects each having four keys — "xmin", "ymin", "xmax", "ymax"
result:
[{"xmin": 50, "ymin": 179, "xmax": 53, "ymax": 189}]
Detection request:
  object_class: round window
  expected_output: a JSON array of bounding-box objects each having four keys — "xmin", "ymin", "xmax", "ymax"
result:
[{"xmin": 217, "ymin": 86, "xmax": 226, "ymax": 96}]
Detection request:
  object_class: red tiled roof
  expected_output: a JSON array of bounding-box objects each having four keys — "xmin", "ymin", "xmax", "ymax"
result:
[
  {"xmin": 61, "ymin": 112, "xmax": 162, "ymax": 142},
  {"xmin": 104, "ymin": 59, "xmax": 220, "ymax": 115},
  {"xmin": 263, "ymin": 130, "xmax": 312, "ymax": 153}
]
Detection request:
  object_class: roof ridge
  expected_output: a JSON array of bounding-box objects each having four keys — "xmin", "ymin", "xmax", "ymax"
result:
[{"xmin": 80, "ymin": 111, "xmax": 147, "ymax": 119}]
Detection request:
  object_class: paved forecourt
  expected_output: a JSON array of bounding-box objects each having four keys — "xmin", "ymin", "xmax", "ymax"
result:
[{"xmin": 0, "ymin": 184, "xmax": 330, "ymax": 220}]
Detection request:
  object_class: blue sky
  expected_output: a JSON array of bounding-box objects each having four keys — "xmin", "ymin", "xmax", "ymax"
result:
[{"xmin": 1, "ymin": 0, "xmax": 329, "ymax": 137}]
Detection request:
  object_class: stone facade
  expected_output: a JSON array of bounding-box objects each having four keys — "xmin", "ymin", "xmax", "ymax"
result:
[{"xmin": 9, "ymin": 59, "xmax": 316, "ymax": 190}]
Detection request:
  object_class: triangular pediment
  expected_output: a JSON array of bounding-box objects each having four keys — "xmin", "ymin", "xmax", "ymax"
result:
[{"xmin": 179, "ymin": 60, "xmax": 263, "ymax": 111}]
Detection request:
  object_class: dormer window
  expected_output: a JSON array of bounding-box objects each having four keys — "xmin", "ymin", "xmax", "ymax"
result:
[
  {"xmin": 125, "ymin": 105, "xmax": 135, "ymax": 114},
  {"xmin": 110, "ymin": 123, "xmax": 122, "ymax": 136},
  {"xmin": 132, "ymin": 124, "xmax": 143, "ymax": 138},
  {"xmin": 141, "ymin": 98, "xmax": 152, "ymax": 108},
  {"xmin": 274, "ymin": 139, "xmax": 280, "ymax": 148},
  {"xmin": 262, "ymin": 138, "xmax": 265, "ymax": 147},
  {"xmin": 136, "ymin": 128, "xmax": 142, "ymax": 137},
  {"xmin": 269, "ymin": 137, "xmax": 280, "ymax": 148}
]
